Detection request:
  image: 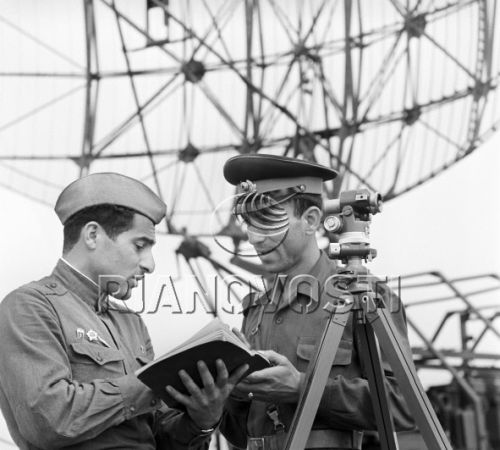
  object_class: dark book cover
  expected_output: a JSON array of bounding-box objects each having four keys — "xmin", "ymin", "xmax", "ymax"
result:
[{"xmin": 135, "ymin": 318, "xmax": 270, "ymax": 409}]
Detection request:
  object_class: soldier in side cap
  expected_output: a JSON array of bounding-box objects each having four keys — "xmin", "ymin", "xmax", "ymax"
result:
[
  {"xmin": 0, "ymin": 173, "xmax": 248, "ymax": 450},
  {"xmin": 219, "ymin": 155, "xmax": 415, "ymax": 450}
]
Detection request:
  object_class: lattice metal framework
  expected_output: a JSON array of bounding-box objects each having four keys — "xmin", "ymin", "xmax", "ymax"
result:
[
  {"xmin": 392, "ymin": 271, "xmax": 500, "ymax": 450},
  {"xmin": 0, "ymin": 0, "xmax": 498, "ymax": 236}
]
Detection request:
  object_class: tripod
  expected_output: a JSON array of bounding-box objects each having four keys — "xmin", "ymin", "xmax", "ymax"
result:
[{"xmin": 284, "ymin": 190, "xmax": 452, "ymax": 450}]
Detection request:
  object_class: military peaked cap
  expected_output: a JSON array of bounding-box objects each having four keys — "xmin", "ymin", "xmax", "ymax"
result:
[
  {"xmin": 55, "ymin": 172, "xmax": 166, "ymax": 225},
  {"xmin": 223, "ymin": 154, "xmax": 337, "ymax": 195}
]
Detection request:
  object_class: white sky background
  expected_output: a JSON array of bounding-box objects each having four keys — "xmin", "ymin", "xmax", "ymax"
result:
[{"xmin": 0, "ymin": 1, "xmax": 500, "ymax": 447}]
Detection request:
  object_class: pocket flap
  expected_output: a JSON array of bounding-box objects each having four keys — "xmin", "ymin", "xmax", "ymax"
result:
[
  {"xmin": 71, "ymin": 342, "xmax": 124, "ymax": 366},
  {"xmin": 297, "ymin": 337, "xmax": 352, "ymax": 366},
  {"xmin": 136, "ymin": 354, "xmax": 152, "ymax": 366}
]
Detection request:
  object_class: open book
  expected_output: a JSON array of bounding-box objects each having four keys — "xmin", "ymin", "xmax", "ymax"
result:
[{"xmin": 135, "ymin": 318, "xmax": 270, "ymax": 409}]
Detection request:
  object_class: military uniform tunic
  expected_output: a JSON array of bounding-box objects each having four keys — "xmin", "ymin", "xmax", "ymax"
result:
[
  {"xmin": 221, "ymin": 252, "xmax": 415, "ymax": 449},
  {"xmin": 0, "ymin": 259, "xmax": 211, "ymax": 450}
]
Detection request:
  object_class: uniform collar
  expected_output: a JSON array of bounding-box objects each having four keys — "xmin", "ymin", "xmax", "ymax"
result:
[
  {"xmin": 250, "ymin": 250, "xmax": 336, "ymax": 310},
  {"xmin": 52, "ymin": 259, "xmax": 108, "ymax": 313},
  {"xmin": 60, "ymin": 258, "xmax": 99, "ymax": 287},
  {"xmin": 286, "ymin": 250, "xmax": 336, "ymax": 306}
]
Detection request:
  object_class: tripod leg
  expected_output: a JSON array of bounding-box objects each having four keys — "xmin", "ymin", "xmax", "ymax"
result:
[
  {"xmin": 365, "ymin": 303, "xmax": 452, "ymax": 450},
  {"xmin": 284, "ymin": 303, "xmax": 351, "ymax": 450},
  {"xmin": 355, "ymin": 316, "xmax": 399, "ymax": 450}
]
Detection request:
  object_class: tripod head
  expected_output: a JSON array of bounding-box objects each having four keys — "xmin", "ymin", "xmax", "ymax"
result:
[{"xmin": 323, "ymin": 189, "xmax": 382, "ymax": 264}]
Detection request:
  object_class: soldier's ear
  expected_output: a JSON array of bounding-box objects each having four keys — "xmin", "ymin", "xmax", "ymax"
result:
[
  {"xmin": 303, "ymin": 206, "xmax": 322, "ymax": 234},
  {"xmin": 81, "ymin": 221, "xmax": 99, "ymax": 250}
]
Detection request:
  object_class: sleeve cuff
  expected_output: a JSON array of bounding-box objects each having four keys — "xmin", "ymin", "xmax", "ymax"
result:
[
  {"xmin": 158, "ymin": 410, "xmax": 214, "ymax": 447},
  {"xmin": 112, "ymin": 375, "xmax": 161, "ymax": 419}
]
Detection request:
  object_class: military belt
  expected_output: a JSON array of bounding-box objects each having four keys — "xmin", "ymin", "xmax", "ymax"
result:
[{"xmin": 247, "ymin": 429, "xmax": 363, "ymax": 450}]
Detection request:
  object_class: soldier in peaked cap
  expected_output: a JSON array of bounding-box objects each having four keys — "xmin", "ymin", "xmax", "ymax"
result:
[
  {"xmin": 219, "ymin": 154, "xmax": 415, "ymax": 450},
  {"xmin": 0, "ymin": 172, "xmax": 248, "ymax": 450}
]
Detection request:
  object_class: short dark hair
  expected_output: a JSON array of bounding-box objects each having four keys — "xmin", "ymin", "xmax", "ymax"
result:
[
  {"xmin": 63, "ymin": 204, "xmax": 136, "ymax": 253},
  {"xmin": 291, "ymin": 193, "xmax": 323, "ymax": 217}
]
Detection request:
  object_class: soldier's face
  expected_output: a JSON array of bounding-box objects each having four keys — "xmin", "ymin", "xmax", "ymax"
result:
[
  {"xmin": 92, "ymin": 213, "xmax": 156, "ymax": 300},
  {"xmin": 246, "ymin": 202, "xmax": 309, "ymax": 275}
]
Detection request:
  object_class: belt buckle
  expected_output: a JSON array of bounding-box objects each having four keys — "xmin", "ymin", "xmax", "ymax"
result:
[{"xmin": 249, "ymin": 436, "xmax": 266, "ymax": 449}]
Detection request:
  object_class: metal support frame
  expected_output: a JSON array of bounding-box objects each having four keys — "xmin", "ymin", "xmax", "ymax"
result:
[
  {"xmin": 81, "ymin": 0, "xmax": 100, "ymax": 176},
  {"xmin": 1, "ymin": 1, "xmax": 499, "ymax": 218},
  {"xmin": 397, "ymin": 272, "xmax": 500, "ymax": 450}
]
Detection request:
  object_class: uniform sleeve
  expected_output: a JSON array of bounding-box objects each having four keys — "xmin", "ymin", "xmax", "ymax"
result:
[
  {"xmin": 154, "ymin": 407, "xmax": 213, "ymax": 450},
  {"xmin": 0, "ymin": 288, "xmax": 158, "ymax": 449},
  {"xmin": 218, "ymin": 310, "xmax": 251, "ymax": 449},
  {"xmin": 0, "ymin": 287, "xmax": 156, "ymax": 449},
  {"xmin": 219, "ymin": 397, "xmax": 250, "ymax": 449},
  {"xmin": 317, "ymin": 371, "xmax": 414, "ymax": 430},
  {"xmin": 317, "ymin": 287, "xmax": 415, "ymax": 431}
]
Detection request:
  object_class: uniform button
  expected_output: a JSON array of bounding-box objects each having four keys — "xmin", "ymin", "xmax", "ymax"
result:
[
  {"xmin": 275, "ymin": 317, "xmax": 283, "ymax": 324},
  {"xmin": 49, "ymin": 282, "xmax": 57, "ymax": 288},
  {"xmin": 129, "ymin": 406, "xmax": 136, "ymax": 413},
  {"xmin": 96, "ymin": 354, "xmax": 103, "ymax": 362},
  {"xmin": 150, "ymin": 399, "xmax": 157, "ymax": 406}
]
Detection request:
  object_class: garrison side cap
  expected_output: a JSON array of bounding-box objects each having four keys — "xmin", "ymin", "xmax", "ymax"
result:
[
  {"xmin": 55, "ymin": 172, "xmax": 167, "ymax": 225},
  {"xmin": 223, "ymin": 154, "xmax": 337, "ymax": 195}
]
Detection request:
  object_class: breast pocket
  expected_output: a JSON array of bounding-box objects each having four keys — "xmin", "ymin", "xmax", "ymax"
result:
[
  {"xmin": 69, "ymin": 342, "xmax": 125, "ymax": 382},
  {"xmin": 136, "ymin": 352, "xmax": 154, "ymax": 368},
  {"xmin": 296, "ymin": 335, "xmax": 352, "ymax": 373}
]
